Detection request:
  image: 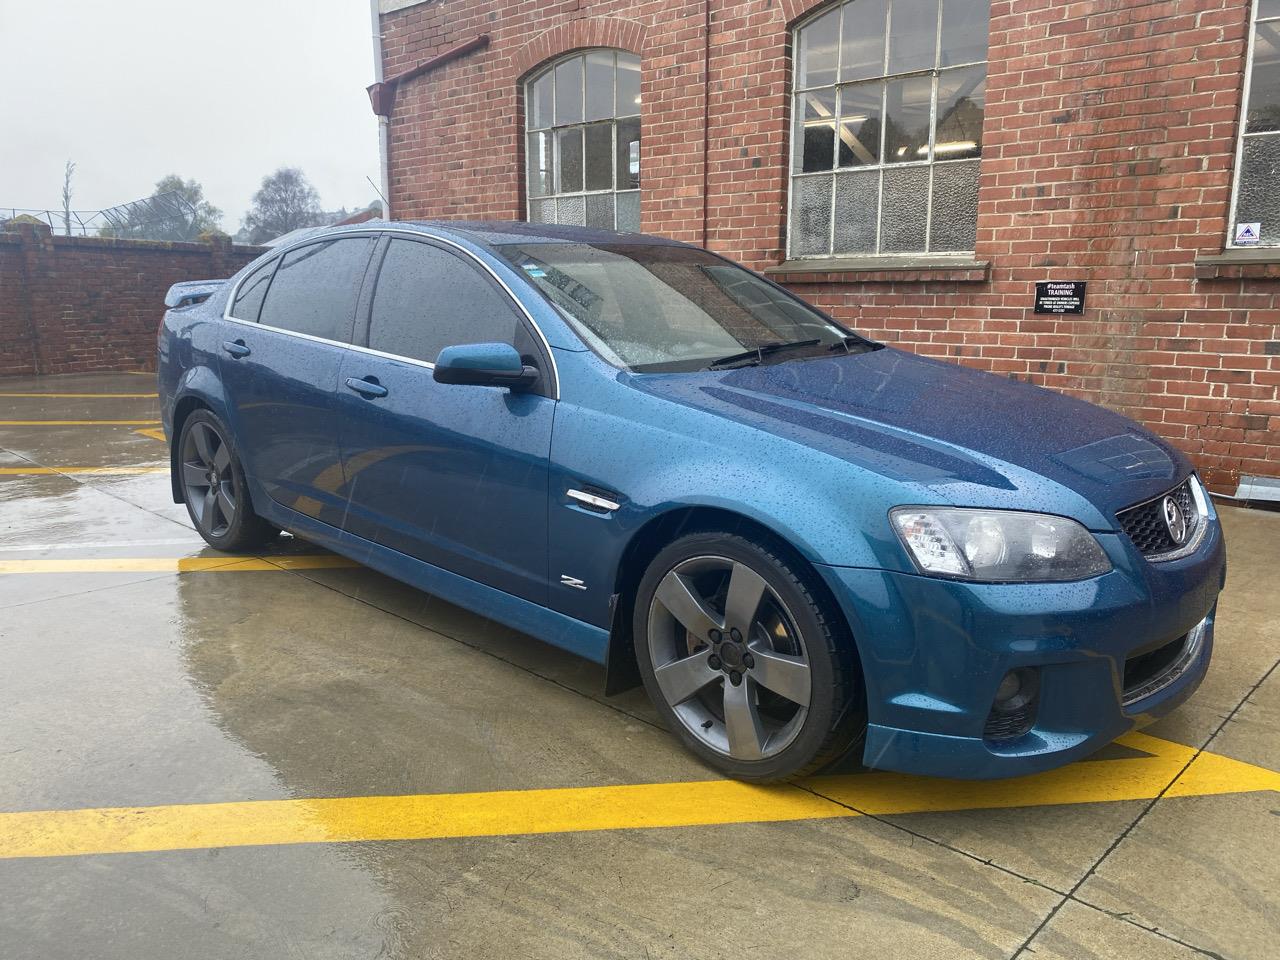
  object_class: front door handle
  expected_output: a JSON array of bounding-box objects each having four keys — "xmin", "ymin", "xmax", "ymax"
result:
[
  {"xmin": 345, "ymin": 376, "xmax": 388, "ymax": 398},
  {"xmin": 222, "ymin": 339, "xmax": 250, "ymax": 358}
]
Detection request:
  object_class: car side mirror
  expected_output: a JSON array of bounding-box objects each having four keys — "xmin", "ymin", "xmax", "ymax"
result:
[{"xmin": 433, "ymin": 341, "xmax": 539, "ymax": 390}]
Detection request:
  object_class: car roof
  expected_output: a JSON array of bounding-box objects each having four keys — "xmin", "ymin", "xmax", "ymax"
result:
[{"xmin": 308, "ymin": 219, "xmax": 686, "ymax": 250}]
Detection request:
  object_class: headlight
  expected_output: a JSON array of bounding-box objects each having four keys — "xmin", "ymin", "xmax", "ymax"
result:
[{"xmin": 890, "ymin": 508, "xmax": 1112, "ymax": 582}]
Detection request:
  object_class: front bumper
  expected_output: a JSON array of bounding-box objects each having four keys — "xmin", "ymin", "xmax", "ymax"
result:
[{"xmin": 816, "ymin": 517, "xmax": 1226, "ymax": 779}]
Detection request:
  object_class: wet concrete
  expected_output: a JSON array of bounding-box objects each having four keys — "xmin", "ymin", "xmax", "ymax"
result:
[{"xmin": 1, "ymin": 372, "xmax": 1278, "ymax": 959}]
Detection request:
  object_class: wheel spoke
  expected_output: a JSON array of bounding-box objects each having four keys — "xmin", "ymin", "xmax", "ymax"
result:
[
  {"xmin": 212, "ymin": 442, "xmax": 231, "ymax": 474},
  {"xmin": 653, "ymin": 648, "xmax": 720, "ymax": 706},
  {"xmin": 655, "ymin": 571, "xmax": 723, "ymax": 639},
  {"xmin": 747, "ymin": 642, "xmax": 811, "ymax": 707},
  {"xmin": 724, "ymin": 562, "xmax": 767, "ymax": 634},
  {"xmin": 200, "ymin": 488, "xmax": 217, "ymax": 531},
  {"xmin": 216, "ymin": 487, "xmax": 236, "ymax": 527},
  {"xmin": 181, "ymin": 462, "xmax": 207, "ymax": 488},
  {"xmin": 191, "ymin": 423, "xmax": 215, "ymax": 466},
  {"xmin": 722, "ymin": 677, "xmax": 767, "ymax": 761}
]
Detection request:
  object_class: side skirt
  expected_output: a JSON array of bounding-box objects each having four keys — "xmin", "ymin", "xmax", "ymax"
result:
[{"xmin": 256, "ymin": 494, "xmax": 610, "ymax": 665}]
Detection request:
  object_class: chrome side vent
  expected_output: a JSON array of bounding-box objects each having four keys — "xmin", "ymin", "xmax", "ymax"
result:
[{"xmin": 566, "ymin": 486, "xmax": 621, "ymax": 514}]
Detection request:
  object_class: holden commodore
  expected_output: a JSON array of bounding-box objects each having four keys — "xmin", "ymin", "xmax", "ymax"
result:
[{"xmin": 158, "ymin": 222, "xmax": 1225, "ymax": 782}]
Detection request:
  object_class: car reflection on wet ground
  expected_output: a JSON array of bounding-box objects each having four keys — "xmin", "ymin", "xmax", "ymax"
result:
[{"xmin": 1, "ymin": 372, "xmax": 1278, "ymax": 960}]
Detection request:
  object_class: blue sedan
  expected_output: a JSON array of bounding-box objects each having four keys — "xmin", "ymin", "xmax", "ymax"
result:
[{"xmin": 158, "ymin": 222, "xmax": 1225, "ymax": 782}]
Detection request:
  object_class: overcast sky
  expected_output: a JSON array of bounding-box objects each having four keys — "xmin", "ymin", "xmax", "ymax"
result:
[{"xmin": 0, "ymin": 0, "xmax": 380, "ymax": 230}]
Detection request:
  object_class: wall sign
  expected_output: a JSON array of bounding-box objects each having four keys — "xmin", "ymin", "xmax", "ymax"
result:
[
  {"xmin": 1034, "ymin": 281, "xmax": 1087, "ymax": 315},
  {"xmin": 1235, "ymin": 222, "xmax": 1261, "ymax": 246}
]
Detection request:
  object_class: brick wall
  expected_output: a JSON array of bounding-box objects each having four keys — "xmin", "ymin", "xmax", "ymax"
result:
[
  {"xmin": 378, "ymin": 0, "xmax": 1280, "ymax": 493},
  {"xmin": 0, "ymin": 223, "xmax": 263, "ymax": 376}
]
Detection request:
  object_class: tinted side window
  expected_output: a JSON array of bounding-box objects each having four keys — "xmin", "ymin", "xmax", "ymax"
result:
[
  {"xmin": 368, "ymin": 240, "xmax": 519, "ymax": 363},
  {"xmin": 229, "ymin": 259, "xmax": 275, "ymax": 322},
  {"xmin": 258, "ymin": 237, "xmax": 373, "ymax": 342}
]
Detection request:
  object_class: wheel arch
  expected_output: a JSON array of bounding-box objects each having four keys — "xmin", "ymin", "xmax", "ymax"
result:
[{"xmin": 603, "ymin": 505, "xmax": 866, "ymax": 699}]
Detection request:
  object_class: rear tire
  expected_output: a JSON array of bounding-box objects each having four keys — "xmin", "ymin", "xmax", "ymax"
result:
[
  {"xmin": 177, "ymin": 409, "xmax": 275, "ymax": 553},
  {"xmin": 634, "ymin": 531, "xmax": 864, "ymax": 782}
]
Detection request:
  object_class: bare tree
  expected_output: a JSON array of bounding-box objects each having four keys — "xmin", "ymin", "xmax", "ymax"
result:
[
  {"xmin": 241, "ymin": 168, "xmax": 323, "ymax": 244},
  {"xmin": 61, "ymin": 160, "xmax": 76, "ymax": 236}
]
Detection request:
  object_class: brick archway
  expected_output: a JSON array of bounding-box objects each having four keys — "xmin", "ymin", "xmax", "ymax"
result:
[
  {"xmin": 509, "ymin": 16, "xmax": 646, "ymax": 80},
  {"xmin": 779, "ymin": 0, "xmax": 839, "ymax": 27}
]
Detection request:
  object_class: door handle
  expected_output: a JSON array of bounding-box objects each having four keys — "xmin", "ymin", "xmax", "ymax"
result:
[
  {"xmin": 222, "ymin": 340, "xmax": 250, "ymax": 358},
  {"xmin": 345, "ymin": 376, "xmax": 388, "ymax": 398}
]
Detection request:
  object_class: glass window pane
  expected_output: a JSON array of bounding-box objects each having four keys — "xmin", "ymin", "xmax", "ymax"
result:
[
  {"xmin": 617, "ymin": 53, "xmax": 641, "ymax": 115},
  {"xmin": 616, "ymin": 117, "xmax": 641, "ymax": 189},
  {"xmin": 840, "ymin": 0, "xmax": 887, "ymax": 82},
  {"xmin": 879, "ymin": 166, "xmax": 929, "ymax": 251},
  {"xmin": 798, "ymin": 7, "xmax": 840, "ymax": 88},
  {"xmin": 791, "ymin": 174, "xmax": 834, "ymax": 256},
  {"xmin": 888, "ymin": 0, "xmax": 939, "ymax": 74},
  {"xmin": 584, "ymin": 123, "xmax": 614, "ymax": 191},
  {"xmin": 529, "ymin": 198, "xmax": 555, "ymax": 224},
  {"xmin": 795, "ymin": 88, "xmax": 837, "ymax": 173},
  {"xmin": 1261, "ymin": 1, "xmax": 1280, "ymax": 20},
  {"xmin": 585, "ymin": 50, "xmax": 616, "ymax": 122},
  {"xmin": 617, "ymin": 191, "xmax": 641, "ymax": 231},
  {"xmin": 1247, "ymin": 22, "xmax": 1280, "ymax": 133},
  {"xmin": 527, "ymin": 131, "xmax": 554, "ymax": 198},
  {"xmin": 838, "ymin": 81, "xmax": 883, "ymax": 166},
  {"xmin": 557, "ymin": 128, "xmax": 584, "ymax": 193},
  {"xmin": 940, "ymin": 0, "xmax": 990, "ymax": 67},
  {"xmin": 258, "ymin": 238, "xmax": 372, "ymax": 342},
  {"xmin": 935, "ymin": 66, "xmax": 985, "ymax": 160},
  {"xmin": 833, "ymin": 170, "xmax": 880, "ymax": 253},
  {"xmin": 1236, "ymin": 134, "xmax": 1280, "ymax": 244},
  {"xmin": 586, "ymin": 194, "xmax": 615, "ymax": 229},
  {"xmin": 884, "ymin": 74, "xmax": 933, "ymax": 163},
  {"xmin": 370, "ymin": 241, "xmax": 518, "ymax": 363},
  {"xmin": 230, "ymin": 259, "xmax": 275, "ymax": 322},
  {"xmin": 929, "ymin": 160, "xmax": 979, "ymax": 251},
  {"xmin": 554, "ymin": 56, "xmax": 583, "ymax": 125},
  {"xmin": 557, "ymin": 195, "xmax": 586, "ymax": 226},
  {"xmin": 530, "ymin": 72, "xmax": 553, "ymax": 129}
]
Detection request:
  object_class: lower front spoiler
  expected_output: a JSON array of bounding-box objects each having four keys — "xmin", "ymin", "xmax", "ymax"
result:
[{"xmin": 861, "ymin": 615, "xmax": 1214, "ymax": 781}]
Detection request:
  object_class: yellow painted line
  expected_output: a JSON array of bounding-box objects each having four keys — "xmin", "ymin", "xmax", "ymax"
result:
[
  {"xmin": 0, "ymin": 733, "xmax": 1274, "ymax": 861},
  {"xmin": 0, "ymin": 420, "xmax": 160, "ymax": 426},
  {"xmin": 0, "ymin": 466, "xmax": 168, "ymax": 476},
  {"xmin": 0, "ymin": 555, "xmax": 358, "ymax": 575},
  {"xmin": 134, "ymin": 427, "xmax": 167, "ymax": 441},
  {"xmin": 0, "ymin": 392, "xmax": 157, "ymax": 398}
]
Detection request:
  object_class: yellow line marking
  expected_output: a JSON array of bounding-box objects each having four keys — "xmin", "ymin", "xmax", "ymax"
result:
[
  {"xmin": 134, "ymin": 427, "xmax": 167, "ymax": 441},
  {"xmin": 0, "ymin": 420, "xmax": 161, "ymax": 426},
  {"xmin": 0, "ymin": 555, "xmax": 358, "ymax": 575},
  {"xmin": 0, "ymin": 392, "xmax": 157, "ymax": 398},
  {"xmin": 0, "ymin": 733, "xmax": 1274, "ymax": 860},
  {"xmin": 0, "ymin": 466, "xmax": 168, "ymax": 476}
]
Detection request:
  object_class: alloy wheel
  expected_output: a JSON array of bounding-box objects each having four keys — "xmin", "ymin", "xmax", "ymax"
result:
[
  {"xmin": 180, "ymin": 421, "xmax": 238, "ymax": 538},
  {"xmin": 646, "ymin": 555, "xmax": 812, "ymax": 761}
]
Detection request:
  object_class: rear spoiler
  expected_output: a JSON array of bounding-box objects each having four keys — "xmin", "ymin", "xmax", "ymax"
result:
[{"xmin": 164, "ymin": 278, "xmax": 227, "ymax": 309}]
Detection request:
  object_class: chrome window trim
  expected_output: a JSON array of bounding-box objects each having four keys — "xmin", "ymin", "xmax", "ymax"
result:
[{"xmin": 221, "ymin": 227, "xmax": 561, "ymax": 399}]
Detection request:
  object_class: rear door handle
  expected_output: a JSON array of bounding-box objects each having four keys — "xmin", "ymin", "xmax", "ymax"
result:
[
  {"xmin": 345, "ymin": 376, "xmax": 388, "ymax": 398},
  {"xmin": 222, "ymin": 340, "xmax": 250, "ymax": 358}
]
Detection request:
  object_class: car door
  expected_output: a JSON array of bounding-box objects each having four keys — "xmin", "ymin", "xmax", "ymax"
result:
[
  {"xmin": 218, "ymin": 235, "xmax": 376, "ymax": 526},
  {"xmin": 335, "ymin": 235, "xmax": 556, "ymax": 605}
]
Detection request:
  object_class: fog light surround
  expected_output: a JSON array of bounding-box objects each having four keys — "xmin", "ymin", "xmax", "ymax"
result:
[{"xmin": 984, "ymin": 667, "xmax": 1041, "ymax": 741}]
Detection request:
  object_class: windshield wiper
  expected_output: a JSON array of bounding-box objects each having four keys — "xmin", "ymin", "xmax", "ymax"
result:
[{"xmin": 705, "ymin": 339, "xmax": 821, "ymax": 370}]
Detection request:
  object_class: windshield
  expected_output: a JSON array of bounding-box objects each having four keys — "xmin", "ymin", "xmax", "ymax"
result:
[{"xmin": 494, "ymin": 242, "xmax": 873, "ymax": 372}]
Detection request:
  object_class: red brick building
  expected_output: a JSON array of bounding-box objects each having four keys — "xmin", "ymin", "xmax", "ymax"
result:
[{"xmin": 371, "ymin": 0, "xmax": 1280, "ymax": 498}]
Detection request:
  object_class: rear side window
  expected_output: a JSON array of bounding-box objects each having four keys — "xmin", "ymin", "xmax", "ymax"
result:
[
  {"xmin": 258, "ymin": 237, "xmax": 374, "ymax": 342},
  {"xmin": 367, "ymin": 239, "xmax": 519, "ymax": 363},
  {"xmin": 229, "ymin": 259, "xmax": 275, "ymax": 322}
]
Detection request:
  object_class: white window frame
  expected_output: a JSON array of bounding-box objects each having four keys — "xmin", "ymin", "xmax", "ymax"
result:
[
  {"xmin": 524, "ymin": 49, "xmax": 641, "ymax": 231},
  {"xmin": 1227, "ymin": 0, "xmax": 1280, "ymax": 249},
  {"xmin": 786, "ymin": 0, "xmax": 989, "ymax": 260}
]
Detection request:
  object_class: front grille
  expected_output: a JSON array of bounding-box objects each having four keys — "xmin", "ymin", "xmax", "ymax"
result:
[
  {"xmin": 1116, "ymin": 478, "xmax": 1199, "ymax": 558},
  {"xmin": 1121, "ymin": 617, "xmax": 1207, "ymax": 706}
]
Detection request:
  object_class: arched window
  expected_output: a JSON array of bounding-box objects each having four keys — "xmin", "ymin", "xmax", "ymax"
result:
[
  {"xmin": 525, "ymin": 50, "xmax": 641, "ymax": 231},
  {"xmin": 788, "ymin": 0, "xmax": 989, "ymax": 258}
]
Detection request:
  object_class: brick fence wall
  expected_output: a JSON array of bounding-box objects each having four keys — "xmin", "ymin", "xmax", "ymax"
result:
[
  {"xmin": 378, "ymin": 0, "xmax": 1280, "ymax": 494},
  {"xmin": 0, "ymin": 223, "xmax": 263, "ymax": 376}
]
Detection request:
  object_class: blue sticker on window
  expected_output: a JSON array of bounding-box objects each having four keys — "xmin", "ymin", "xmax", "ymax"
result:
[{"xmin": 522, "ymin": 264, "xmax": 547, "ymax": 278}]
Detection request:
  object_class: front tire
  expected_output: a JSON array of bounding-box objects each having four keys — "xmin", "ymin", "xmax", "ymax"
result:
[
  {"xmin": 177, "ymin": 409, "xmax": 275, "ymax": 553},
  {"xmin": 634, "ymin": 531, "xmax": 864, "ymax": 782}
]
